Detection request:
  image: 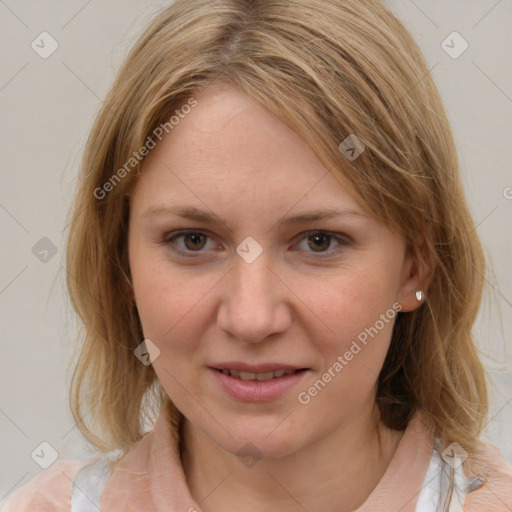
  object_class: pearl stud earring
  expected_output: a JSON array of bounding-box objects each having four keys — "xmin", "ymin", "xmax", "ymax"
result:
[{"xmin": 416, "ymin": 290, "xmax": 424, "ymax": 302}]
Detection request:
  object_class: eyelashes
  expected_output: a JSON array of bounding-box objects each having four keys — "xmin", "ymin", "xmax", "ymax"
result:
[
  {"xmin": 162, "ymin": 229, "xmax": 351, "ymax": 258},
  {"xmin": 164, "ymin": 231, "xmax": 216, "ymax": 254}
]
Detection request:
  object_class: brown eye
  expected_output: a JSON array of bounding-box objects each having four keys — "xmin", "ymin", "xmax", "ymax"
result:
[
  {"xmin": 183, "ymin": 233, "xmax": 207, "ymax": 251},
  {"xmin": 307, "ymin": 233, "xmax": 332, "ymax": 252},
  {"xmin": 164, "ymin": 230, "xmax": 216, "ymax": 256},
  {"xmin": 294, "ymin": 231, "xmax": 349, "ymax": 257}
]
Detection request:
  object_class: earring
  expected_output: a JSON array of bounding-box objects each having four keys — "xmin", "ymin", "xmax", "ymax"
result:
[{"xmin": 415, "ymin": 290, "xmax": 424, "ymax": 302}]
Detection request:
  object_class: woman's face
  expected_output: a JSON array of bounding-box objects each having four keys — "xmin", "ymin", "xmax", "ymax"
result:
[{"xmin": 128, "ymin": 84, "xmax": 420, "ymax": 458}]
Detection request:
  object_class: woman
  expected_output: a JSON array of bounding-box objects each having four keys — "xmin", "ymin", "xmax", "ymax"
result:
[{"xmin": 4, "ymin": 0, "xmax": 512, "ymax": 510}]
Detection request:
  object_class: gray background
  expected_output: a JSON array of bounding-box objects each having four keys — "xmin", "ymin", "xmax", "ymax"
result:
[{"xmin": 1, "ymin": 0, "xmax": 511, "ymax": 505}]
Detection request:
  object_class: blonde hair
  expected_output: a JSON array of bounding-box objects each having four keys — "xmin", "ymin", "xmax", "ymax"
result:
[{"xmin": 66, "ymin": 0, "xmax": 488, "ymax": 456}]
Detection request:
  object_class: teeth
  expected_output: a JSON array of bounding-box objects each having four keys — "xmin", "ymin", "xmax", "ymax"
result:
[
  {"xmin": 221, "ymin": 369, "xmax": 300, "ymax": 380},
  {"xmin": 256, "ymin": 372, "xmax": 274, "ymax": 381}
]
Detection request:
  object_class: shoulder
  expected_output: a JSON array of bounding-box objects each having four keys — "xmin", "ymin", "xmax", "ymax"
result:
[
  {"xmin": 2, "ymin": 459, "xmax": 88, "ymax": 512},
  {"xmin": 463, "ymin": 441, "xmax": 512, "ymax": 511}
]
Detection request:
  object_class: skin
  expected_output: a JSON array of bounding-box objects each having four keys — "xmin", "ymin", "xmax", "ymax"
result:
[{"xmin": 128, "ymin": 82, "xmax": 426, "ymax": 512}]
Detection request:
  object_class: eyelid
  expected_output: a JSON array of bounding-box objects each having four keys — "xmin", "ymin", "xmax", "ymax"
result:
[
  {"xmin": 163, "ymin": 229, "xmax": 220, "ymax": 256},
  {"xmin": 292, "ymin": 230, "xmax": 351, "ymax": 256}
]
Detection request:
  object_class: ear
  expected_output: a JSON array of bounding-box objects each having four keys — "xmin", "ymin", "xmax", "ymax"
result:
[{"xmin": 397, "ymin": 240, "xmax": 434, "ymax": 313}]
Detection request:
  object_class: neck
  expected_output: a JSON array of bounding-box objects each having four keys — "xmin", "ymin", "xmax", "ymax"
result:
[{"xmin": 180, "ymin": 401, "xmax": 403, "ymax": 512}]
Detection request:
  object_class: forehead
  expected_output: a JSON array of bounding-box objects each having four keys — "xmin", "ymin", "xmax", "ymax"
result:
[{"xmin": 132, "ymin": 85, "xmax": 360, "ymax": 215}]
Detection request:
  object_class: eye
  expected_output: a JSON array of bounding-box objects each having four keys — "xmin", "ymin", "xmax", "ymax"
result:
[
  {"xmin": 164, "ymin": 230, "xmax": 217, "ymax": 255},
  {"xmin": 294, "ymin": 231, "xmax": 348, "ymax": 256},
  {"xmin": 162, "ymin": 229, "xmax": 350, "ymax": 258}
]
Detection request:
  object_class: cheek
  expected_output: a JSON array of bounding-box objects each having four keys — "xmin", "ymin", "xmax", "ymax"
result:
[
  {"xmin": 131, "ymin": 257, "xmax": 215, "ymax": 403},
  {"xmin": 301, "ymin": 266, "xmax": 399, "ymax": 405},
  {"xmin": 131, "ymin": 254, "xmax": 212, "ymax": 354},
  {"xmin": 309, "ymin": 264, "xmax": 399, "ymax": 349}
]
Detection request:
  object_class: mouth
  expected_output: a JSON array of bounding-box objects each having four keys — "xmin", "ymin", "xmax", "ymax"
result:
[
  {"xmin": 208, "ymin": 366, "xmax": 311, "ymax": 402},
  {"xmin": 211, "ymin": 368, "xmax": 308, "ymax": 381}
]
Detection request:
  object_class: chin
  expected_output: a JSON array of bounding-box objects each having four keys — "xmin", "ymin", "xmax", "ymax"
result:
[{"xmin": 209, "ymin": 420, "xmax": 309, "ymax": 461}]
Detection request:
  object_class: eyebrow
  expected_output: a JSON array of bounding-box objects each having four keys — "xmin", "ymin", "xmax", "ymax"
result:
[{"xmin": 142, "ymin": 205, "xmax": 366, "ymax": 229}]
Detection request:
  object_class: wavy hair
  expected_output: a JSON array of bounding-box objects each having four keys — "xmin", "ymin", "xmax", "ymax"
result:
[{"xmin": 66, "ymin": 0, "xmax": 488, "ymax": 456}]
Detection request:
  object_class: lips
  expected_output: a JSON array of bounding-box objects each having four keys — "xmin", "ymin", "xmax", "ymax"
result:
[
  {"xmin": 209, "ymin": 362, "xmax": 309, "ymax": 382},
  {"xmin": 213, "ymin": 368, "xmax": 304, "ymax": 381},
  {"xmin": 210, "ymin": 362, "xmax": 307, "ymax": 373},
  {"xmin": 208, "ymin": 365, "xmax": 310, "ymax": 401}
]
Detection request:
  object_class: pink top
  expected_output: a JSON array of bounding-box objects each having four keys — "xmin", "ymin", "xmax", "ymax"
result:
[{"xmin": 4, "ymin": 405, "xmax": 512, "ymax": 511}]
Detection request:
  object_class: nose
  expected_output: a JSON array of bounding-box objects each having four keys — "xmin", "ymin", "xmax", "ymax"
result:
[{"xmin": 216, "ymin": 251, "xmax": 292, "ymax": 344}]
